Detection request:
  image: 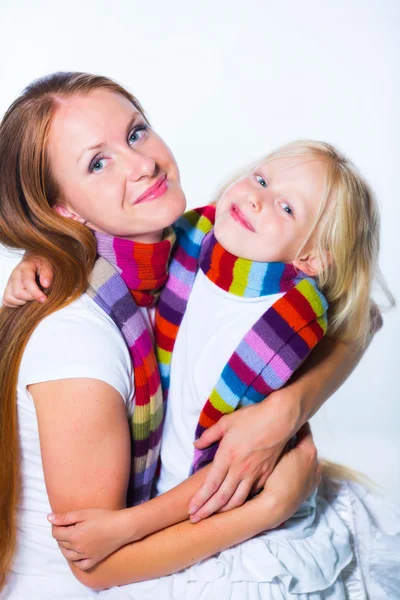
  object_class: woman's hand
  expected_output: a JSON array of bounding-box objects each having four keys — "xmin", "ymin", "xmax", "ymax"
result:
[
  {"xmin": 2, "ymin": 255, "xmax": 53, "ymax": 307},
  {"xmin": 189, "ymin": 391, "xmax": 302, "ymax": 520},
  {"xmin": 256, "ymin": 422, "xmax": 321, "ymax": 524},
  {"xmin": 48, "ymin": 507, "xmax": 132, "ymax": 571}
]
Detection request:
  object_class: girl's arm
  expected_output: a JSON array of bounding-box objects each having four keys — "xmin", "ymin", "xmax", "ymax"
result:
[{"xmin": 2, "ymin": 254, "xmax": 51, "ymax": 306}]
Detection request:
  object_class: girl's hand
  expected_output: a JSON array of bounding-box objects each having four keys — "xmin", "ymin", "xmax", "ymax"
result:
[
  {"xmin": 2, "ymin": 255, "xmax": 53, "ymax": 307},
  {"xmin": 189, "ymin": 390, "xmax": 301, "ymax": 520},
  {"xmin": 257, "ymin": 422, "xmax": 321, "ymax": 524},
  {"xmin": 48, "ymin": 508, "xmax": 132, "ymax": 571}
]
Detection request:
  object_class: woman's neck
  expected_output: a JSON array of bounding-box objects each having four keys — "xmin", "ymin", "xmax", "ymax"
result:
[{"xmin": 126, "ymin": 230, "xmax": 164, "ymax": 244}]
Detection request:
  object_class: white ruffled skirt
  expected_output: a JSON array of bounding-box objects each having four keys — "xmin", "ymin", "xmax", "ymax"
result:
[
  {"xmin": 4, "ymin": 479, "xmax": 400, "ymax": 600},
  {"xmin": 99, "ymin": 478, "xmax": 400, "ymax": 600}
]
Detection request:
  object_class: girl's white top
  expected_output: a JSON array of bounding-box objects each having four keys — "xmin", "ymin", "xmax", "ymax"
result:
[{"xmin": 3, "ymin": 282, "xmax": 400, "ymax": 600}]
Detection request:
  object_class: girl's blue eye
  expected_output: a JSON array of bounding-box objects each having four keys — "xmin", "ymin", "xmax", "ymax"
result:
[
  {"xmin": 129, "ymin": 125, "xmax": 148, "ymax": 145},
  {"xmin": 255, "ymin": 174, "xmax": 267, "ymax": 188},
  {"xmin": 281, "ymin": 202, "xmax": 293, "ymax": 216}
]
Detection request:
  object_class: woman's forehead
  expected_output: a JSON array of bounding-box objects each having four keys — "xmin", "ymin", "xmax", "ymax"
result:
[{"xmin": 48, "ymin": 90, "xmax": 140, "ymax": 158}]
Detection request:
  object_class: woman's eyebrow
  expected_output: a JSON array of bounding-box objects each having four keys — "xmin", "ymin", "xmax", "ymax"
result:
[
  {"xmin": 77, "ymin": 141, "xmax": 105, "ymax": 164},
  {"xmin": 76, "ymin": 114, "xmax": 140, "ymax": 164}
]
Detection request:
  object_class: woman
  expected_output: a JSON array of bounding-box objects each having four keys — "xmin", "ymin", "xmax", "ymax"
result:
[{"xmin": 0, "ymin": 72, "xmax": 388, "ymax": 599}]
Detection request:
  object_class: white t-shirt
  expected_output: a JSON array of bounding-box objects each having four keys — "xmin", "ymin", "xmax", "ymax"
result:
[
  {"xmin": 156, "ymin": 270, "xmax": 283, "ymax": 495},
  {"xmin": 4, "ymin": 293, "xmax": 140, "ymax": 599}
]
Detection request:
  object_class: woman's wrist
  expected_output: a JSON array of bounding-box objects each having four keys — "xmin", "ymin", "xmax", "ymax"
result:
[
  {"xmin": 262, "ymin": 386, "xmax": 306, "ymax": 439},
  {"xmin": 249, "ymin": 489, "xmax": 289, "ymax": 532}
]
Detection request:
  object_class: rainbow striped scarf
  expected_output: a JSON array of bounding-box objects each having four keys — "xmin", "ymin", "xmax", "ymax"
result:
[
  {"xmin": 88, "ymin": 229, "xmax": 175, "ymax": 504},
  {"xmin": 156, "ymin": 206, "xmax": 328, "ymax": 472}
]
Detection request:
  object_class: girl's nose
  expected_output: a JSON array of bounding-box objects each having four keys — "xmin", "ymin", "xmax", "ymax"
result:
[{"xmin": 246, "ymin": 192, "xmax": 262, "ymax": 212}]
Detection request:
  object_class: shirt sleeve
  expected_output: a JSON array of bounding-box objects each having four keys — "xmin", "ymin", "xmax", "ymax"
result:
[{"xmin": 19, "ymin": 297, "xmax": 134, "ymax": 406}]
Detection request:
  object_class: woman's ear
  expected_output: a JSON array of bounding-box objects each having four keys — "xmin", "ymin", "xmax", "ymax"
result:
[
  {"xmin": 53, "ymin": 203, "xmax": 86, "ymax": 224},
  {"xmin": 292, "ymin": 250, "xmax": 331, "ymax": 277}
]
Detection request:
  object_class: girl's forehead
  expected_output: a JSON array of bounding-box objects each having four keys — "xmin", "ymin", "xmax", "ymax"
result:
[{"xmin": 254, "ymin": 155, "xmax": 328, "ymax": 180}]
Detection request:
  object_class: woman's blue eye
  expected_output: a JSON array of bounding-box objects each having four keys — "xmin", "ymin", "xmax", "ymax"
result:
[
  {"xmin": 89, "ymin": 157, "xmax": 105, "ymax": 172},
  {"xmin": 255, "ymin": 174, "xmax": 267, "ymax": 188},
  {"xmin": 129, "ymin": 125, "xmax": 148, "ymax": 145}
]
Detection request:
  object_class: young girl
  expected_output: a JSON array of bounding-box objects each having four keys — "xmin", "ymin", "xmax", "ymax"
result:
[{"xmin": 7, "ymin": 140, "xmax": 399, "ymax": 598}]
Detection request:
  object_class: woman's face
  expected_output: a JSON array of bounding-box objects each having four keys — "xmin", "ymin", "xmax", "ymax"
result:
[
  {"xmin": 47, "ymin": 89, "xmax": 186, "ymax": 242},
  {"xmin": 214, "ymin": 154, "xmax": 328, "ymax": 271}
]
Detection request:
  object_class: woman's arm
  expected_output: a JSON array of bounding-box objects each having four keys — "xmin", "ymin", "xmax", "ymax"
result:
[
  {"xmin": 68, "ymin": 425, "xmax": 320, "ymax": 589},
  {"xmin": 47, "ymin": 464, "xmax": 214, "ymax": 568},
  {"xmin": 189, "ymin": 331, "xmax": 376, "ymax": 519},
  {"xmin": 32, "ymin": 377, "xmax": 319, "ymax": 590}
]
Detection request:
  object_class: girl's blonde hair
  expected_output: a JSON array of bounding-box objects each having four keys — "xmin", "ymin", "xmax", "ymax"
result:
[{"xmin": 216, "ymin": 140, "xmax": 394, "ymax": 348}]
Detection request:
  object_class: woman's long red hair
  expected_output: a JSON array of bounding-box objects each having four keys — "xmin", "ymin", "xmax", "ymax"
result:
[{"xmin": 0, "ymin": 72, "xmax": 146, "ymax": 589}]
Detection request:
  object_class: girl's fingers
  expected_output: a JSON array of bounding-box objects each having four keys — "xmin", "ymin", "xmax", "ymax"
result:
[
  {"xmin": 58, "ymin": 547, "xmax": 83, "ymax": 562},
  {"xmin": 2, "ymin": 295, "xmax": 27, "ymax": 307},
  {"xmin": 73, "ymin": 558, "xmax": 96, "ymax": 571},
  {"xmin": 48, "ymin": 510, "xmax": 85, "ymax": 526},
  {"xmin": 51, "ymin": 525, "xmax": 73, "ymax": 543},
  {"xmin": 19, "ymin": 276, "xmax": 47, "ymax": 302},
  {"xmin": 57, "ymin": 540, "xmax": 74, "ymax": 550},
  {"xmin": 38, "ymin": 264, "xmax": 54, "ymax": 288}
]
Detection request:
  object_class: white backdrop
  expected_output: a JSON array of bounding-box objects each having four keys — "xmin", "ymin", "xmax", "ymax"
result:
[{"xmin": 0, "ymin": 0, "xmax": 399, "ymax": 501}]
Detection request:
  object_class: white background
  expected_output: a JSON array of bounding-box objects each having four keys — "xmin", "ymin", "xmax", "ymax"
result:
[{"xmin": 0, "ymin": 0, "xmax": 399, "ymax": 501}]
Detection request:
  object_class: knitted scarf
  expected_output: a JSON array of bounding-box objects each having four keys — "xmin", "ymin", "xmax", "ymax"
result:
[
  {"xmin": 156, "ymin": 206, "xmax": 328, "ymax": 472},
  {"xmin": 88, "ymin": 229, "xmax": 175, "ymax": 504}
]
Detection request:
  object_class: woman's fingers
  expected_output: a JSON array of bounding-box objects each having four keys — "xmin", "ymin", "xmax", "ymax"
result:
[
  {"xmin": 194, "ymin": 421, "xmax": 225, "ymax": 450},
  {"xmin": 189, "ymin": 460, "xmax": 229, "ymax": 516},
  {"xmin": 217, "ymin": 479, "xmax": 253, "ymax": 513},
  {"xmin": 190, "ymin": 473, "xmax": 250, "ymax": 521}
]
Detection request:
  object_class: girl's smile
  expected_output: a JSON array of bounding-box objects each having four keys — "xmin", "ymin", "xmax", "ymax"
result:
[{"xmin": 229, "ymin": 203, "xmax": 255, "ymax": 232}]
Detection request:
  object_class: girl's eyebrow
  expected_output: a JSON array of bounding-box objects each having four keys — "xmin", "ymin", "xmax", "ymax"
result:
[{"xmin": 76, "ymin": 113, "xmax": 140, "ymax": 164}]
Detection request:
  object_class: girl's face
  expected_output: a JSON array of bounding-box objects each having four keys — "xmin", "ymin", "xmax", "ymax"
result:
[
  {"xmin": 47, "ymin": 89, "xmax": 186, "ymax": 243},
  {"xmin": 214, "ymin": 154, "xmax": 328, "ymax": 272}
]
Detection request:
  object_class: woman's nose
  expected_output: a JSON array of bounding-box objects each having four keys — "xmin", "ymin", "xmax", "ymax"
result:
[{"xmin": 125, "ymin": 150, "xmax": 156, "ymax": 181}]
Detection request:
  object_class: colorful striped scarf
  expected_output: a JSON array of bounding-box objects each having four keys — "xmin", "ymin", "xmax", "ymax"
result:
[
  {"xmin": 156, "ymin": 206, "xmax": 328, "ymax": 472},
  {"xmin": 88, "ymin": 229, "xmax": 175, "ymax": 504}
]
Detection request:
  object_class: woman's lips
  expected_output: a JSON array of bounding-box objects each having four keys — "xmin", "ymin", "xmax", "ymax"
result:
[
  {"xmin": 134, "ymin": 175, "xmax": 168, "ymax": 205},
  {"xmin": 230, "ymin": 203, "xmax": 255, "ymax": 231}
]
